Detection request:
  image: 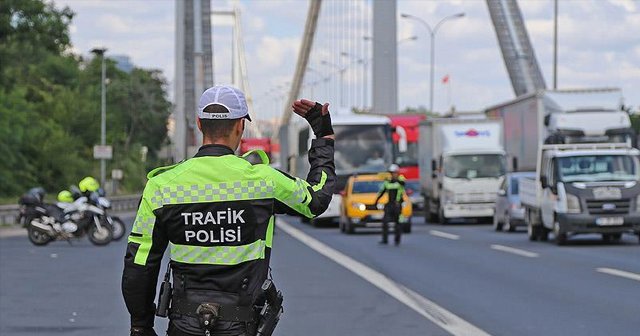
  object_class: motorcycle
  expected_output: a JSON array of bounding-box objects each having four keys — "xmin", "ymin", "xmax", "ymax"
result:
[
  {"xmin": 92, "ymin": 193, "xmax": 126, "ymax": 241},
  {"xmin": 18, "ymin": 191, "xmax": 113, "ymax": 246}
]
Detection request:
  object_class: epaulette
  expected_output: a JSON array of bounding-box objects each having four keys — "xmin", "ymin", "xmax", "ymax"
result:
[
  {"xmin": 241, "ymin": 149, "xmax": 270, "ymax": 165},
  {"xmin": 147, "ymin": 160, "xmax": 184, "ymax": 179}
]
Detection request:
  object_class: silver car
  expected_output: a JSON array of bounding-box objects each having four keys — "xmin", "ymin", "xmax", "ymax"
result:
[{"xmin": 493, "ymin": 172, "xmax": 535, "ymax": 232}]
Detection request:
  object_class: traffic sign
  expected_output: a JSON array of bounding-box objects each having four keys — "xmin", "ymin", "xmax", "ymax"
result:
[
  {"xmin": 112, "ymin": 169, "xmax": 124, "ymax": 180},
  {"xmin": 93, "ymin": 145, "xmax": 113, "ymax": 159}
]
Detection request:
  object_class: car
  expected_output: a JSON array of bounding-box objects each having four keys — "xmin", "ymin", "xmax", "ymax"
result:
[
  {"xmin": 493, "ymin": 171, "xmax": 536, "ymax": 232},
  {"xmin": 403, "ymin": 180, "xmax": 424, "ymax": 210},
  {"xmin": 339, "ymin": 173, "xmax": 413, "ymax": 234}
]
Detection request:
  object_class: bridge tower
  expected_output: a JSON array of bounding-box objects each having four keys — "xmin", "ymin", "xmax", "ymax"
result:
[{"xmin": 486, "ymin": 0, "xmax": 546, "ymax": 96}]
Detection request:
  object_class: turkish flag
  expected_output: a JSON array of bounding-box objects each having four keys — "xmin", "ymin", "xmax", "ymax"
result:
[{"xmin": 442, "ymin": 74, "xmax": 450, "ymax": 84}]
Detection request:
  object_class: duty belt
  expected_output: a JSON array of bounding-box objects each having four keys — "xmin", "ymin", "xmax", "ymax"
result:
[{"xmin": 171, "ymin": 299, "xmax": 256, "ymax": 322}]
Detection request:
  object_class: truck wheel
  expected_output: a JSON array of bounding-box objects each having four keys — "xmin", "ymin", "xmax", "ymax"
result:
[
  {"xmin": 425, "ymin": 200, "xmax": 438, "ymax": 224},
  {"xmin": 439, "ymin": 209, "xmax": 448, "ymax": 225},
  {"xmin": 539, "ymin": 226, "xmax": 550, "ymax": 241},
  {"xmin": 492, "ymin": 215, "xmax": 503, "ymax": 231},
  {"xmin": 553, "ymin": 222, "xmax": 567, "ymax": 246},
  {"xmin": 527, "ymin": 224, "xmax": 536, "ymax": 241}
]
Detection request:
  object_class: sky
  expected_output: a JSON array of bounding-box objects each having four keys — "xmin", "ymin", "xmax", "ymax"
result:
[{"xmin": 52, "ymin": 0, "xmax": 640, "ymax": 120}]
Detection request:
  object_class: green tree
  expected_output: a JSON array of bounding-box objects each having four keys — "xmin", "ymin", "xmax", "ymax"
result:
[{"xmin": 0, "ymin": 0, "xmax": 172, "ymax": 198}]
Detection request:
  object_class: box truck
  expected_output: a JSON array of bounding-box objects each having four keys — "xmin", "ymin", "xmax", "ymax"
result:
[
  {"xmin": 485, "ymin": 88, "xmax": 634, "ymax": 172},
  {"xmin": 419, "ymin": 118, "xmax": 506, "ymax": 224}
]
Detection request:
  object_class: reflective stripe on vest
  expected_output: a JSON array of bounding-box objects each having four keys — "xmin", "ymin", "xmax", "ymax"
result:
[{"xmin": 170, "ymin": 240, "xmax": 266, "ymax": 265}]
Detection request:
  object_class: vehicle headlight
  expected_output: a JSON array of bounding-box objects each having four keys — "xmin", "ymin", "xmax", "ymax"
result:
[
  {"xmin": 566, "ymin": 193, "xmax": 581, "ymax": 213},
  {"xmin": 376, "ymin": 203, "xmax": 384, "ymax": 210},
  {"xmin": 351, "ymin": 202, "xmax": 366, "ymax": 211}
]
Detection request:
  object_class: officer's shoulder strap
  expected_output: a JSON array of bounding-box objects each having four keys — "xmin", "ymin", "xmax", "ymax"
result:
[
  {"xmin": 241, "ymin": 149, "xmax": 270, "ymax": 166},
  {"xmin": 147, "ymin": 160, "xmax": 185, "ymax": 179}
]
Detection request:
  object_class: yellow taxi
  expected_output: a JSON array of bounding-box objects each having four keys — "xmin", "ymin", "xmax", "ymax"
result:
[{"xmin": 339, "ymin": 173, "xmax": 412, "ymax": 234}]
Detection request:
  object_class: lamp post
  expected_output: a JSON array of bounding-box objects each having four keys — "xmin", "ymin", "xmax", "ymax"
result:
[
  {"xmin": 401, "ymin": 13, "xmax": 464, "ymax": 113},
  {"xmin": 90, "ymin": 47, "xmax": 107, "ymax": 186},
  {"xmin": 320, "ymin": 60, "xmax": 346, "ymax": 108}
]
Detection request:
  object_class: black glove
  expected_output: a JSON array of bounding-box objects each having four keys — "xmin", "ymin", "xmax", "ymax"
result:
[
  {"xmin": 130, "ymin": 327, "xmax": 158, "ymax": 336},
  {"xmin": 304, "ymin": 102, "xmax": 334, "ymax": 137}
]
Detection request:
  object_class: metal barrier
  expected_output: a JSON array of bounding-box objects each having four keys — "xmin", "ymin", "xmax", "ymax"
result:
[{"xmin": 0, "ymin": 194, "xmax": 141, "ymax": 226}]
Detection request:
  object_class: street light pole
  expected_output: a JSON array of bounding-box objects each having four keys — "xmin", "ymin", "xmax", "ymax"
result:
[
  {"xmin": 401, "ymin": 13, "xmax": 464, "ymax": 113},
  {"xmin": 91, "ymin": 47, "xmax": 107, "ymax": 186}
]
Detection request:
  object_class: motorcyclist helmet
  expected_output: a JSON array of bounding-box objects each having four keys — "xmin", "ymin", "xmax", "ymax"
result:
[
  {"xmin": 57, "ymin": 190, "xmax": 74, "ymax": 203},
  {"xmin": 27, "ymin": 187, "xmax": 46, "ymax": 203},
  {"xmin": 79, "ymin": 176, "xmax": 100, "ymax": 192},
  {"xmin": 388, "ymin": 164, "xmax": 400, "ymax": 173}
]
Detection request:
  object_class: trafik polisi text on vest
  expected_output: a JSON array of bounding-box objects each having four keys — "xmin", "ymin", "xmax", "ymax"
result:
[{"xmin": 181, "ymin": 209, "xmax": 244, "ymax": 243}]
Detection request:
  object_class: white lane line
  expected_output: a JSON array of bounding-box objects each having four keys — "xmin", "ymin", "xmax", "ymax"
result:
[
  {"xmin": 429, "ymin": 230, "xmax": 460, "ymax": 240},
  {"xmin": 597, "ymin": 267, "xmax": 640, "ymax": 282},
  {"xmin": 490, "ymin": 244, "xmax": 539, "ymax": 258},
  {"xmin": 277, "ymin": 219, "xmax": 491, "ymax": 336}
]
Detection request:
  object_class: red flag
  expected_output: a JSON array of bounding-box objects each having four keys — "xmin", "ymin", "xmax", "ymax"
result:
[{"xmin": 442, "ymin": 74, "xmax": 450, "ymax": 84}]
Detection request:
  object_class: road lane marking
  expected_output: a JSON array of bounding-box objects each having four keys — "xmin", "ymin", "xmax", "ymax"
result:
[
  {"xmin": 277, "ymin": 219, "xmax": 491, "ymax": 336},
  {"xmin": 429, "ymin": 230, "xmax": 460, "ymax": 240},
  {"xmin": 490, "ymin": 244, "xmax": 539, "ymax": 258},
  {"xmin": 597, "ymin": 267, "xmax": 640, "ymax": 282}
]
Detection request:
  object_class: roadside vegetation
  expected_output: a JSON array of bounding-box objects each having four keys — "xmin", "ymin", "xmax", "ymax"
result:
[{"xmin": 0, "ymin": 0, "xmax": 173, "ymax": 199}]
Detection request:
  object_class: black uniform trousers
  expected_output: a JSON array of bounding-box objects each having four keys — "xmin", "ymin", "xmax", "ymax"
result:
[{"xmin": 381, "ymin": 202, "xmax": 402, "ymax": 244}]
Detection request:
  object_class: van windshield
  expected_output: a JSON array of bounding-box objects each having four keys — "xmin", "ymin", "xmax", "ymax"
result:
[
  {"xmin": 444, "ymin": 154, "xmax": 506, "ymax": 179},
  {"xmin": 557, "ymin": 155, "xmax": 640, "ymax": 182}
]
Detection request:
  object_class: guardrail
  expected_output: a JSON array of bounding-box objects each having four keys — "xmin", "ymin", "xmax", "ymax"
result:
[{"xmin": 0, "ymin": 194, "xmax": 141, "ymax": 225}]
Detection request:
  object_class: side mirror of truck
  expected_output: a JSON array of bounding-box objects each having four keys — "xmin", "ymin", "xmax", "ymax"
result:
[
  {"xmin": 431, "ymin": 159, "xmax": 437, "ymax": 171},
  {"xmin": 497, "ymin": 189, "xmax": 506, "ymax": 197},
  {"xmin": 540, "ymin": 176, "xmax": 548, "ymax": 189},
  {"xmin": 512, "ymin": 157, "xmax": 518, "ymax": 172},
  {"xmin": 544, "ymin": 114, "xmax": 551, "ymax": 126}
]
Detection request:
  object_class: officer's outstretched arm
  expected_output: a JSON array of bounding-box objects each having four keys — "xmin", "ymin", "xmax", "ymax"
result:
[
  {"xmin": 122, "ymin": 181, "xmax": 169, "ymax": 330},
  {"xmin": 273, "ymin": 137, "xmax": 336, "ymax": 218},
  {"xmin": 274, "ymin": 99, "xmax": 336, "ymax": 218}
]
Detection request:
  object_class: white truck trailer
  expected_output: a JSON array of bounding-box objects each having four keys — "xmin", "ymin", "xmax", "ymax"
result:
[
  {"xmin": 485, "ymin": 88, "xmax": 634, "ymax": 172},
  {"xmin": 418, "ymin": 118, "xmax": 506, "ymax": 224}
]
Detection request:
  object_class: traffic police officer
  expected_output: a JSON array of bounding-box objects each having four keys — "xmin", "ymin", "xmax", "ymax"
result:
[
  {"xmin": 375, "ymin": 164, "xmax": 406, "ymax": 246},
  {"xmin": 122, "ymin": 85, "xmax": 336, "ymax": 336}
]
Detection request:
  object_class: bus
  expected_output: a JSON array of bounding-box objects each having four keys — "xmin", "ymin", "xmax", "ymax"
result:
[
  {"xmin": 291, "ymin": 111, "xmax": 393, "ymax": 224},
  {"xmin": 390, "ymin": 114, "xmax": 426, "ymax": 209}
]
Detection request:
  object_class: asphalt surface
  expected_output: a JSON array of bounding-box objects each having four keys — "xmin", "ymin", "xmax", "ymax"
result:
[{"xmin": 1, "ymin": 215, "xmax": 639, "ymax": 335}]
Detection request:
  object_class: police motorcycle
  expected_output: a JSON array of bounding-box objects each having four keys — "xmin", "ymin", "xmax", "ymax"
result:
[
  {"xmin": 90, "ymin": 188, "xmax": 126, "ymax": 241},
  {"xmin": 18, "ymin": 188, "xmax": 113, "ymax": 246},
  {"xmin": 74, "ymin": 176, "xmax": 126, "ymax": 241}
]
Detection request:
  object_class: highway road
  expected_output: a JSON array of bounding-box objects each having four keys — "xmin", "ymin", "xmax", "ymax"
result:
[{"xmin": 1, "ymin": 215, "xmax": 639, "ymax": 335}]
